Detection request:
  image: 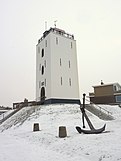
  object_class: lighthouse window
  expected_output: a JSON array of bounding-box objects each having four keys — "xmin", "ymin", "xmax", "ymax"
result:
[
  {"xmin": 45, "ymin": 40, "xmax": 47, "ymax": 47},
  {"xmin": 56, "ymin": 37, "xmax": 58, "ymax": 44},
  {"xmin": 71, "ymin": 42, "xmax": 73, "ymax": 48},
  {"xmin": 41, "ymin": 82, "xmax": 44, "ymax": 86},
  {"xmin": 39, "ymin": 64, "xmax": 41, "ymax": 71},
  {"xmin": 69, "ymin": 78, "xmax": 71, "ymax": 86},
  {"xmin": 69, "ymin": 60, "xmax": 70, "ymax": 68},
  {"xmin": 61, "ymin": 77, "xmax": 62, "ymax": 85},
  {"xmin": 42, "ymin": 66, "xmax": 44, "ymax": 75},
  {"xmin": 60, "ymin": 58, "xmax": 62, "ymax": 66},
  {"xmin": 41, "ymin": 48, "xmax": 44, "ymax": 57}
]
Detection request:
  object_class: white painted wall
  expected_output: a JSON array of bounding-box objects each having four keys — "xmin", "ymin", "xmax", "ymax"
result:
[
  {"xmin": 36, "ymin": 28, "xmax": 79, "ymax": 102},
  {"xmin": 50, "ymin": 32, "xmax": 79, "ymax": 99},
  {"xmin": 36, "ymin": 34, "xmax": 51, "ymax": 101}
]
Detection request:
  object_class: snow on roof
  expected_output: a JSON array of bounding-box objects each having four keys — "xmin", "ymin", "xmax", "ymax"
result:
[{"xmin": 93, "ymin": 82, "xmax": 120, "ymax": 88}]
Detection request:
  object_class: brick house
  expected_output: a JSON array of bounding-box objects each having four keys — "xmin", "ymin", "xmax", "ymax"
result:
[{"xmin": 89, "ymin": 82, "xmax": 121, "ymax": 104}]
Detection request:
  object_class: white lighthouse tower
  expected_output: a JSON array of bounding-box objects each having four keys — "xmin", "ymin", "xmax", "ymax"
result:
[{"xmin": 36, "ymin": 27, "xmax": 80, "ymax": 104}]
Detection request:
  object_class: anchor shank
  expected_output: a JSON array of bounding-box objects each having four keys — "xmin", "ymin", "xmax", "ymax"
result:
[
  {"xmin": 84, "ymin": 112, "xmax": 95, "ymax": 130},
  {"xmin": 81, "ymin": 93, "xmax": 95, "ymax": 130},
  {"xmin": 81, "ymin": 93, "xmax": 86, "ymax": 128}
]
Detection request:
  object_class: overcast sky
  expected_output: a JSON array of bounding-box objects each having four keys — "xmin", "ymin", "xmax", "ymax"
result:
[{"xmin": 0, "ymin": 0, "xmax": 121, "ymax": 106}]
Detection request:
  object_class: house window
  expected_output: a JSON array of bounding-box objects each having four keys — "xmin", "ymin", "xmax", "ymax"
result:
[
  {"xmin": 71, "ymin": 42, "xmax": 73, "ymax": 48},
  {"xmin": 116, "ymin": 95, "xmax": 121, "ymax": 103},
  {"xmin": 42, "ymin": 66, "xmax": 44, "ymax": 75},
  {"xmin": 113, "ymin": 85, "xmax": 117, "ymax": 92},
  {"xmin": 42, "ymin": 48, "xmax": 44, "ymax": 57},
  {"xmin": 56, "ymin": 37, "xmax": 58, "ymax": 44},
  {"xmin": 69, "ymin": 60, "xmax": 70, "ymax": 68},
  {"xmin": 60, "ymin": 58, "xmax": 62, "ymax": 66},
  {"xmin": 61, "ymin": 77, "xmax": 62, "ymax": 85},
  {"xmin": 69, "ymin": 78, "xmax": 71, "ymax": 86},
  {"xmin": 45, "ymin": 40, "xmax": 47, "ymax": 47}
]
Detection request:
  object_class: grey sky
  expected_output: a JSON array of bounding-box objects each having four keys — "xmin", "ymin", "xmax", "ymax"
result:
[{"xmin": 0, "ymin": 0, "xmax": 121, "ymax": 106}]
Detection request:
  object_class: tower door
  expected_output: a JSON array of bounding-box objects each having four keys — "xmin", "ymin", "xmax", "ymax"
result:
[{"xmin": 40, "ymin": 87, "xmax": 45, "ymax": 102}]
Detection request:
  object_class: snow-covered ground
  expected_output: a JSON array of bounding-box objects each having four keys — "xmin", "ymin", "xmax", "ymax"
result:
[
  {"xmin": 0, "ymin": 104, "xmax": 121, "ymax": 161},
  {"xmin": 0, "ymin": 109, "xmax": 14, "ymax": 121}
]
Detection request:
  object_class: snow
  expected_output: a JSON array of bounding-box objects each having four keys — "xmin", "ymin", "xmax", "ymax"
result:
[
  {"xmin": 0, "ymin": 109, "xmax": 14, "ymax": 121},
  {"xmin": 97, "ymin": 104, "xmax": 121, "ymax": 118},
  {"xmin": 0, "ymin": 104, "xmax": 121, "ymax": 161}
]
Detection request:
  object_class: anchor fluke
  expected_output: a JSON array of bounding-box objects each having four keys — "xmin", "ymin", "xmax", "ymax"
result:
[{"xmin": 76, "ymin": 124, "xmax": 106, "ymax": 134}]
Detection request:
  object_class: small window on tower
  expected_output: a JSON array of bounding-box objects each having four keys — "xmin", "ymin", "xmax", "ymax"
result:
[
  {"xmin": 60, "ymin": 58, "xmax": 62, "ymax": 66},
  {"xmin": 45, "ymin": 40, "xmax": 47, "ymax": 47},
  {"xmin": 42, "ymin": 66, "xmax": 44, "ymax": 75},
  {"xmin": 71, "ymin": 42, "xmax": 73, "ymax": 48},
  {"xmin": 56, "ymin": 37, "xmax": 58, "ymax": 44},
  {"xmin": 39, "ymin": 64, "xmax": 41, "ymax": 71},
  {"xmin": 61, "ymin": 77, "xmax": 62, "ymax": 85},
  {"xmin": 69, "ymin": 60, "xmax": 70, "ymax": 68},
  {"xmin": 69, "ymin": 78, "xmax": 71, "ymax": 86},
  {"xmin": 41, "ymin": 82, "xmax": 44, "ymax": 86},
  {"xmin": 42, "ymin": 48, "xmax": 44, "ymax": 57}
]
